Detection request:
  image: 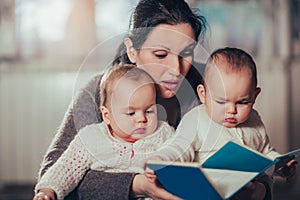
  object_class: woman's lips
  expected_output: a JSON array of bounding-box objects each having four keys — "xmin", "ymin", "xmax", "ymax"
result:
[{"xmin": 161, "ymin": 80, "xmax": 179, "ymax": 90}]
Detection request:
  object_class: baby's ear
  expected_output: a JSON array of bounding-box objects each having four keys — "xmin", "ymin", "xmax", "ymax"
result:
[
  {"xmin": 253, "ymin": 87, "xmax": 261, "ymax": 103},
  {"xmin": 197, "ymin": 84, "xmax": 206, "ymax": 104},
  {"xmin": 100, "ymin": 106, "xmax": 110, "ymax": 124}
]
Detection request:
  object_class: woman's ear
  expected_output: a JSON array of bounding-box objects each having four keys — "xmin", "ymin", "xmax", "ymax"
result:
[
  {"xmin": 100, "ymin": 106, "xmax": 110, "ymax": 124},
  {"xmin": 124, "ymin": 38, "xmax": 137, "ymax": 63},
  {"xmin": 197, "ymin": 84, "xmax": 206, "ymax": 104}
]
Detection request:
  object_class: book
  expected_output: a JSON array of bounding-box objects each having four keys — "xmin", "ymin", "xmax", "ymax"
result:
[
  {"xmin": 202, "ymin": 141, "xmax": 300, "ymax": 173},
  {"xmin": 146, "ymin": 141, "xmax": 300, "ymax": 200}
]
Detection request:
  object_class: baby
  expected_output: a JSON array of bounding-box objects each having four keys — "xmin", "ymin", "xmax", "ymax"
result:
[
  {"xmin": 146, "ymin": 47, "xmax": 296, "ymax": 193},
  {"xmin": 33, "ymin": 65, "xmax": 175, "ymax": 200}
]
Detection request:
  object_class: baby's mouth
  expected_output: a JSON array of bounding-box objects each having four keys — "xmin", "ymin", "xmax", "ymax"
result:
[
  {"xmin": 133, "ymin": 127, "xmax": 146, "ymax": 134},
  {"xmin": 225, "ymin": 118, "xmax": 237, "ymax": 124}
]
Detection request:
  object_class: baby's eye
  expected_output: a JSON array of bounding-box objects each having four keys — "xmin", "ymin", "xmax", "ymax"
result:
[
  {"xmin": 215, "ymin": 100, "xmax": 225, "ymax": 105},
  {"xmin": 126, "ymin": 112, "xmax": 135, "ymax": 116},
  {"xmin": 237, "ymin": 100, "xmax": 251, "ymax": 105}
]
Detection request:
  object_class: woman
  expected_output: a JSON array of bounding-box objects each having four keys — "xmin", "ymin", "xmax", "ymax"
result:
[{"xmin": 38, "ymin": 0, "xmax": 271, "ymax": 199}]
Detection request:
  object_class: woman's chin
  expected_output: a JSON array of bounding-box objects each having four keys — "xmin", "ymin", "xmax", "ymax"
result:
[
  {"xmin": 159, "ymin": 90, "xmax": 176, "ymax": 99},
  {"xmin": 156, "ymin": 85, "xmax": 178, "ymax": 99}
]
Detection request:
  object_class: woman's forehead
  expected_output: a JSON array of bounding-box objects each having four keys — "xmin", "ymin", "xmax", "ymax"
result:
[{"xmin": 141, "ymin": 23, "xmax": 196, "ymax": 52}]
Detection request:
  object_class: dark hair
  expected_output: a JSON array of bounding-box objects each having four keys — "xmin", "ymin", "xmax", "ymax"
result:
[
  {"xmin": 113, "ymin": 0, "xmax": 207, "ymax": 65},
  {"xmin": 206, "ymin": 47, "xmax": 258, "ymax": 87}
]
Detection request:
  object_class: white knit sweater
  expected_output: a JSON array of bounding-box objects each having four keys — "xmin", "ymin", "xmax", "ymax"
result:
[
  {"xmin": 35, "ymin": 121, "xmax": 174, "ymax": 200},
  {"xmin": 158, "ymin": 104, "xmax": 281, "ymax": 163}
]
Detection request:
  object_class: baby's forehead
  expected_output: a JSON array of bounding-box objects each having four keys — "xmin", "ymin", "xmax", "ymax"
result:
[
  {"xmin": 110, "ymin": 79, "xmax": 156, "ymax": 107},
  {"xmin": 206, "ymin": 60, "xmax": 253, "ymax": 78},
  {"xmin": 110, "ymin": 78, "xmax": 155, "ymax": 101},
  {"xmin": 113, "ymin": 74, "xmax": 154, "ymax": 88}
]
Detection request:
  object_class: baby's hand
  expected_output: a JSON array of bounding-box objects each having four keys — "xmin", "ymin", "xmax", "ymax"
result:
[
  {"xmin": 141, "ymin": 156, "xmax": 163, "ymax": 170},
  {"xmin": 142, "ymin": 156, "xmax": 163, "ymax": 183},
  {"xmin": 145, "ymin": 167, "xmax": 157, "ymax": 183},
  {"xmin": 33, "ymin": 188, "xmax": 56, "ymax": 200},
  {"xmin": 275, "ymin": 159, "xmax": 297, "ymax": 181}
]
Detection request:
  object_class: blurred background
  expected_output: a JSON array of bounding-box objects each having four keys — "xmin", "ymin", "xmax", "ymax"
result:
[{"xmin": 0, "ymin": 0, "xmax": 299, "ymax": 199}]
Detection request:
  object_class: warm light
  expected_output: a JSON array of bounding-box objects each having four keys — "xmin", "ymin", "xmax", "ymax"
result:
[
  {"xmin": 16, "ymin": 0, "xmax": 72, "ymax": 42},
  {"xmin": 95, "ymin": 0, "xmax": 138, "ymax": 38}
]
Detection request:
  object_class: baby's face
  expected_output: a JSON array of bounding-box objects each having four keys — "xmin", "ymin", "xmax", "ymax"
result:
[
  {"xmin": 203, "ymin": 66, "xmax": 259, "ymax": 128},
  {"xmin": 108, "ymin": 78, "xmax": 158, "ymax": 142}
]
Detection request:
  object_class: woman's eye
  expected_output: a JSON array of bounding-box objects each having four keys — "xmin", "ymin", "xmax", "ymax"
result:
[
  {"xmin": 146, "ymin": 109, "xmax": 155, "ymax": 114},
  {"xmin": 180, "ymin": 50, "xmax": 193, "ymax": 57},
  {"xmin": 154, "ymin": 51, "xmax": 168, "ymax": 58}
]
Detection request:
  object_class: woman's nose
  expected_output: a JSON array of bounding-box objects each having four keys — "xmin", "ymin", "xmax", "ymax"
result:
[{"xmin": 168, "ymin": 54, "xmax": 181, "ymax": 76}]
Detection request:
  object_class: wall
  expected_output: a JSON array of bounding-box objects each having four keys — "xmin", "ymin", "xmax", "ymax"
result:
[
  {"xmin": 0, "ymin": 68, "xmax": 75, "ymax": 183},
  {"xmin": 290, "ymin": 60, "xmax": 300, "ymax": 149}
]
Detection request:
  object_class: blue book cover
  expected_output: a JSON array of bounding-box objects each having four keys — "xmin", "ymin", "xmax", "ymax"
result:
[
  {"xmin": 146, "ymin": 161, "xmax": 223, "ymax": 200},
  {"xmin": 202, "ymin": 141, "xmax": 275, "ymax": 172},
  {"xmin": 146, "ymin": 160, "xmax": 259, "ymax": 200},
  {"xmin": 202, "ymin": 141, "xmax": 300, "ymax": 173},
  {"xmin": 147, "ymin": 142, "xmax": 299, "ymax": 200}
]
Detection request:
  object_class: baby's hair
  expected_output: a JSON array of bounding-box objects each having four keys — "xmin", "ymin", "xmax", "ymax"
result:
[
  {"xmin": 100, "ymin": 64, "xmax": 155, "ymax": 107},
  {"xmin": 205, "ymin": 47, "xmax": 258, "ymax": 87}
]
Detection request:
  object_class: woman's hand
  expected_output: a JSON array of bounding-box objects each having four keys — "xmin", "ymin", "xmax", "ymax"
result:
[
  {"xmin": 131, "ymin": 173, "xmax": 181, "ymax": 200},
  {"xmin": 275, "ymin": 159, "xmax": 297, "ymax": 182},
  {"xmin": 33, "ymin": 189, "xmax": 56, "ymax": 200},
  {"xmin": 232, "ymin": 181, "xmax": 266, "ymax": 200}
]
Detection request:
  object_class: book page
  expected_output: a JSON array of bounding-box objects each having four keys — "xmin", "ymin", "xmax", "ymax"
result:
[{"xmin": 202, "ymin": 168, "xmax": 258, "ymax": 199}]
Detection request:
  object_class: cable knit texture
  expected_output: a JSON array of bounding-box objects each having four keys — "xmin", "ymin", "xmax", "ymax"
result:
[
  {"xmin": 35, "ymin": 121, "xmax": 174, "ymax": 199},
  {"xmin": 36, "ymin": 138, "xmax": 91, "ymax": 200}
]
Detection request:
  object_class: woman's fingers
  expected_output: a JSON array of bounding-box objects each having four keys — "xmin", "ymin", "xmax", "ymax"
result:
[{"xmin": 132, "ymin": 174, "xmax": 181, "ymax": 200}]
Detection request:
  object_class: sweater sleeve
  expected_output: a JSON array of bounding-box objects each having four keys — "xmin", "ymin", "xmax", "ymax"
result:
[
  {"xmin": 35, "ymin": 136, "xmax": 92, "ymax": 200},
  {"xmin": 248, "ymin": 110, "xmax": 281, "ymax": 159},
  {"xmin": 77, "ymin": 171, "xmax": 136, "ymax": 200},
  {"xmin": 155, "ymin": 108, "xmax": 199, "ymax": 162}
]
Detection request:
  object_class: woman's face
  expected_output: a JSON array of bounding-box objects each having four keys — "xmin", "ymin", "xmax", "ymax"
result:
[{"xmin": 126, "ymin": 23, "xmax": 196, "ymax": 99}]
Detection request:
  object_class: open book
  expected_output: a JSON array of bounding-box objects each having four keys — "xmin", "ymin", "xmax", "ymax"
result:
[{"xmin": 146, "ymin": 141, "xmax": 300, "ymax": 200}]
